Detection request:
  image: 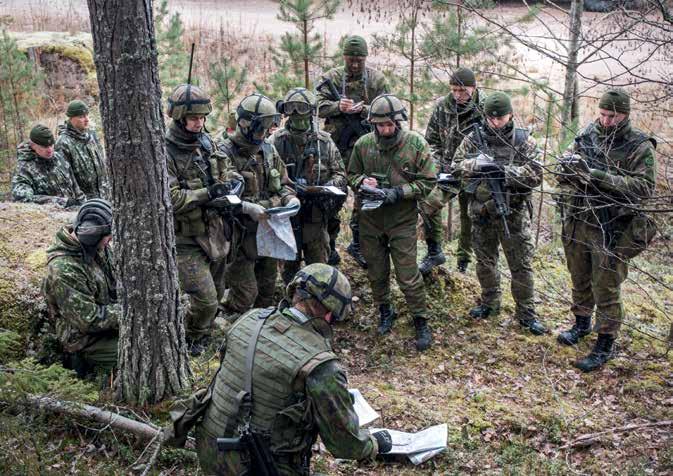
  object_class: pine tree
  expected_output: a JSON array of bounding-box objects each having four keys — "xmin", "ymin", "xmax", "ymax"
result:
[
  {"xmin": 154, "ymin": 0, "xmax": 189, "ymax": 95},
  {"xmin": 209, "ymin": 56, "xmax": 247, "ymax": 126}
]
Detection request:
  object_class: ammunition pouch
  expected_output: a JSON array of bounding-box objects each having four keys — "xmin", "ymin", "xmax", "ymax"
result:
[{"xmin": 614, "ymin": 213, "xmax": 657, "ymax": 260}]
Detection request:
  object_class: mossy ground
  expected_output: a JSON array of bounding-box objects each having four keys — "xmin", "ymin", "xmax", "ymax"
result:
[{"xmin": 1, "ymin": 202, "xmax": 672, "ymax": 475}]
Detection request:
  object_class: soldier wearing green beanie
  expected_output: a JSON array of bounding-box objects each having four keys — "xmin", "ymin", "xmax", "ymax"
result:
[
  {"xmin": 56, "ymin": 99, "xmax": 109, "ymax": 199},
  {"xmin": 12, "ymin": 124, "xmax": 84, "ymax": 206},
  {"xmin": 421, "ymin": 66, "xmax": 483, "ymax": 275},
  {"xmin": 555, "ymin": 87, "xmax": 657, "ymax": 372},
  {"xmin": 452, "ymin": 91, "xmax": 547, "ymax": 336},
  {"xmin": 316, "ymin": 35, "xmax": 389, "ymax": 268}
]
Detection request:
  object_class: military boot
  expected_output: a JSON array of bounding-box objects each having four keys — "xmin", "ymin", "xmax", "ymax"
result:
[
  {"xmin": 469, "ymin": 304, "xmax": 498, "ymax": 319},
  {"xmin": 414, "ymin": 317, "xmax": 433, "ymax": 351},
  {"xmin": 187, "ymin": 335, "xmax": 208, "ymax": 357},
  {"xmin": 557, "ymin": 315, "xmax": 592, "ymax": 346},
  {"xmin": 346, "ymin": 228, "xmax": 367, "ymax": 269},
  {"xmin": 377, "ymin": 303, "xmax": 397, "ymax": 335},
  {"xmin": 574, "ymin": 334, "xmax": 615, "ymax": 372},
  {"xmin": 419, "ymin": 239, "xmax": 446, "ymax": 275},
  {"xmin": 457, "ymin": 257, "xmax": 469, "ymax": 273},
  {"xmin": 327, "ymin": 238, "xmax": 341, "ymax": 266},
  {"xmin": 519, "ymin": 316, "xmax": 547, "ymax": 335}
]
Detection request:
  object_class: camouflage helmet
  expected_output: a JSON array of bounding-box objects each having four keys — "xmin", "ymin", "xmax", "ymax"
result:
[
  {"xmin": 286, "ymin": 263, "xmax": 353, "ymax": 322},
  {"xmin": 167, "ymin": 84, "xmax": 212, "ymax": 121},
  {"xmin": 277, "ymin": 87, "xmax": 316, "ymax": 116},
  {"xmin": 367, "ymin": 94, "xmax": 408, "ymax": 124},
  {"xmin": 236, "ymin": 93, "xmax": 281, "ymax": 144}
]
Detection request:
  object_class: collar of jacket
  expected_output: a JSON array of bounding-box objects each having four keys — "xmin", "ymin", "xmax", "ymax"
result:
[
  {"xmin": 445, "ymin": 88, "xmax": 481, "ymax": 117},
  {"xmin": 482, "ymin": 119, "xmax": 515, "ymax": 146},
  {"xmin": 64, "ymin": 121, "xmax": 92, "ymax": 142},
  {"xmin": 595, "ymin": 118, "xmax": 631, "ymax": 142},
  {"xmin": 166, "ymin": 120, "xmax": 202, "ymax": 151},
  {"xmin": 230, "ymin": 130, "xmax": 262, "ymax": 157}
]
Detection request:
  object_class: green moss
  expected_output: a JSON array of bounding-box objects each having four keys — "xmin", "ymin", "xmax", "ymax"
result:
[{"xmin": 42, "ymin": 44, "xmax": 96, "ymax": 75}]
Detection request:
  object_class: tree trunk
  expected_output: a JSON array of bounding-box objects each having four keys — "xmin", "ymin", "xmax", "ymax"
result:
[
  {"xmin": 303, "ymin": 19, "xmax": 310, "ymax": 88},
  {"xmin": 560, "ymin": 0, "xmax": 583, "ymax": 142},
  {"xmin": 87, "ymin": 0, "xmax": 191, "ymax": 404}
]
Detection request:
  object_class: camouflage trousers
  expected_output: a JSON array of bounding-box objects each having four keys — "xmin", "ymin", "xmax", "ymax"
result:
[
  {"xmin": 223, "ymin": 231, "xmax": 278, "ymax": 313},
  {"xmin": 471, "ymin": 202, "xmax": 536, "ymax": 320},
  {"xmin": 71, "ymin": 334, "xmax": 118, "ymax": 375},
  {"xmin": 177, "ymin": 244, "xmax": 227, "ymax": 340},
  {"xmin": 359, "ymin": 209, "xmax": 427, "ymax": 318},
  {"xmin": 282, "ymin": 223, "xmax": 329, "ymax": 284},
  {"xmin": 420, "ymin": 188, "xmax": 472, "ymax": 261},
  {"xmin": 562, "ymin": 219, "xmax": 628, "ymax": 336}
]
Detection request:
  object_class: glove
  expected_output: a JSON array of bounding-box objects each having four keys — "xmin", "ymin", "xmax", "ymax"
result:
[
  {"xmin": 241, "ymin": 201, "xmax": 268, "ymax": 222},
  {"xmin": 372, "ymin": 430, "xmax": 393, "ymax": 454},
  {"xmin": 359, "ymin": 184, "xmax": 386, "ymax": 202},
  {"xmin": 381, "ymin": 187, "xmax": 404, "ymax": 205},
  {"xmin": 207, "ymin": 182, "xmax": 231, "ymax": 200},
  {"xmin": 285, "ymin": 197, "xmax": 301, "ymax": 209}
]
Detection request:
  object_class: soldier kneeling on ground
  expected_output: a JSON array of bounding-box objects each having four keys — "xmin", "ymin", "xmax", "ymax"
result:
[
  {"xmin": 167, "ymin": 263, "xmax": 392, "ymax": 475},
  {"xmin": 42, "ymin": 199, "xmax": 119, "ymax": 378}
]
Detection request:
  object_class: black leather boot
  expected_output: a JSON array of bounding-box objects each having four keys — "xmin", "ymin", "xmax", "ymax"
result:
[
  {"xmin": 377, "ymin": 303, "xmax": 397, "ymax": 335},
  {"xmin": 414, "ymin": 317, "xmax": 433, "ymax": 351},
  {"xmin": 519, "ymin": 316, "xmax": 547, "ymax": 335},
  {"xmin": 469, "ymin": 304, "xmax": 498, "ymax": 319},
  {"xmin": 575, "ymin": 334, "xmax": 615, "ymax": 372},
  {"xmin": 327, "ymin": 238, "xmax": 341, "ymax": 266},
  {"xmin": 419, "ymin": 239, "xmax": 446, "ymax": 275},
  {"xmin": 557, "ymin": 315, "xmax": 592, "ymax": 346},
  {"xmin": 346, "ymin": 227, "xmax": 367, "ymax": 269},
  {"xmin": 457, "ymin": 257, "xmax": 469, "ymax": 273}
]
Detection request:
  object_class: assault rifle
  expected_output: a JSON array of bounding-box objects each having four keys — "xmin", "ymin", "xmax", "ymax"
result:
[
  {"xmin": 206, "ymin": 180, "xmax": 244, "ymax": 212},
  {"xmin": 217, "ymin": 428, "xmax": 280, "ymax": 476},
  {"xmin": 437, "ymin": 172, "xmax": 460, "ymax": 198},
  {"xmin": 464, "ymin": 153, "xmax": 511, "ymax": 238},
  {"xmin": 315, "ymin": 76, "xmax": 372, "ymax": 152}
]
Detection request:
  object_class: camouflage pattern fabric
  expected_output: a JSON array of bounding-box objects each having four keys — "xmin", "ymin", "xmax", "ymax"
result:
[
  {"xmin": 218, "ymin": 132, "xmax": 296, "ymax": 314},
  {"xmin": 421, "ymin": 90, "xmax": 483, "ymax": 259},
  {"xmin": 166, "ymin": 121, "xmax": 238, "ymax": 339},
  {"xmin": 556, "ymin": 120, "xmax": 656, "ymax": 336},
  {"xmin": 56, "ymin": 122, "xmax": 109, "ymax": 199},
  {"xmin": 11, "ymin": 142, "xmax": 85, "ymax": 204},
  {"xmin": 196, "ymin": 306, "xmax": 376, "ymax": 475},
  {"xmin": 453, "ymin": 122, "xmax": 542, "ymax": 319},
  {"xmin": 348, "ymin": 130, "xmax": 436, "ymax": 318},
  {"xmin": 42, "ymin": 225, "xmax": 119, "ymax": 369},
  {"xmin": 268, "ymin": 127, "xmax": 347, "ymax": 284}
]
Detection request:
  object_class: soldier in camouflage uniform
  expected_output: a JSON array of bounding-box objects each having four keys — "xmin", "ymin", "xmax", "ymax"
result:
[
  {"xmin": 317, "ymin": 35, "xmax": 389, "ymax": 268},
  {"xmin": 185, "ymin": 263, "xmax": 391, "ymax": 475},
  {"xmin": 555, "ymin": 89, "xmax": 656, "ymax": 372},
  {"xmin": 269, "ymin": 88, "xmax": 348, "ymax": 284},
  {"xmin": 166, "ymin": 84, "xmax": 242, "ymax": 355},
  {"xmin": 55, "ymin": 100, "xmax": 109, "ymax": 199},
  {"xmin": 11, "ymin": 124, "xmax": 85, "ymax": 206},
  {"xmin": 348, "ymin": 94, "xmax": 436, "ymax": 351},
  {"xmin": 453, "ymin": 92, "xmax": 546, "ymax": 335},
  {"xmin": 42, "ymin": 199, "xmax": 119, "ymax": 376},
  {"xmin": 420, "ymin": 67, "xmax": 483, "ymax": 274},
  {"xmin": 218, "ymin": 93, "xmax": 299, "ymax": 318}
]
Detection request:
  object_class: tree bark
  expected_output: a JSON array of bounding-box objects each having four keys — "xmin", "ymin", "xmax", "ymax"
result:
[
  {"xmin": 86, "ymin": 0, "xmax": 191, "ymax": 404},
  {"xmin": 560, "ymin": 0, "xmax": 584, "ymax": 142}
]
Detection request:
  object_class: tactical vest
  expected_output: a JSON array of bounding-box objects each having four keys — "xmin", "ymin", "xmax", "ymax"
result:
[
  {"xmin": 575, "ymin": 122, "xmax": 655, "ymax": 174},
  {"xmin": 470, "ymin": 125, "xmax": 533, "ymax": 207},
  {"xmin": 218, "ymin": 139, "xmax": 279, "ymax": 203},
  {"xmin": 200, "ymin": 307, "xmax": 337, "ymax": 457},
  {"xmin": 273, "ymin": 130, "xmax": 331, "ymax": 185}
]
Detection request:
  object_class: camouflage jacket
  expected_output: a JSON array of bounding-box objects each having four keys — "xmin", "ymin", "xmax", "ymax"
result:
[
  {"xmin": 348, "ymin": 130, "xmax": 436, "ymax": 228},
  {"xmin": 11, "ymin": 142, "xmax": 85, "ymax": 204},
  {"xmin": 42, "ymin": 225, "xmax": 120, "ymax": 353},
  {"xmin": 425, "ymin": 89, "xmax": 484, "ymax": 172},
  {"xmin": 555, "ymin": 119, "xmax": 656, "ymax": 223},
  {"xmin": 316, "ymin": 66, "xmax": 389, "ymax": 156},
  {"xmin": 166, "ymin": 122, "xmax": 240, "ymax": 260},
  {"xmin": 197, "ymin": 305, "xmax": 377, "ymax": 475},
  {"xmin": 56, "ymin": 122, "xmax": 109, "ymax": 199},
  {"xmin": 452, "ymin": 122, "xmax": 542, "ymax": 208},
  {"xmin": 268, "ymin": 127, "xmax": 346, "ymax": 231}
]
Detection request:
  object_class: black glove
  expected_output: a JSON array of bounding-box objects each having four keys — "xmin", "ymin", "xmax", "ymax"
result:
[
  {"xmin": 208, "ymin": 182, "xmax": 231, "ymax": 200},
  {"xmin": 372, "ymin": 430, "xmax": 393, "ymax": 454},
  {"xmin": 381, "ymin": 187, "xmax": 404, "ymax": 205}
]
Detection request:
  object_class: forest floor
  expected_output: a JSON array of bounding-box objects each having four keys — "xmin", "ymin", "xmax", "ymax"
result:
[{"xmin": 0, "ymin": 201, "xmax": 672, "ymax": 475}]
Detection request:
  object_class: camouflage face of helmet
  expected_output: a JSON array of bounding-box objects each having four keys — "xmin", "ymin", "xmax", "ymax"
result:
[
  {"xmin": 286, "ymin": 263, "xmax": 353, "ymax": 321},
  {"xmin": 367, "ymin": 94, "xmax": 408, "ymax": 124},
  {"xmin": 167, "ymin": 84, "xmax": 213, "ymax": 121},
  {"xmin": 236, "ymin": 93, "xmax": 281, "ymax": 145}
]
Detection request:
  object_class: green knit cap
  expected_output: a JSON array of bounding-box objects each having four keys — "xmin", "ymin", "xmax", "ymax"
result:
[
  {"xmin": 29, "ymin": 124, "xmax": 55, "ymax": 147},
  {"xmin": 450, "ymin": 67, "xmax": 476, "ymax": 87},
  {"xmin": 343, "ymin": 35, "xmax": 368, "ymax": 57},
  {"xmin": 484, "ymin": 92, "xmax": 513, "ymax": 117},
  {"xmin": 598, "ymin": 88, "xmax": 630, "ymax": 114},
  {"xmin": 66, "ymin": 99, "xmax": 89, "ymax": 118}
]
